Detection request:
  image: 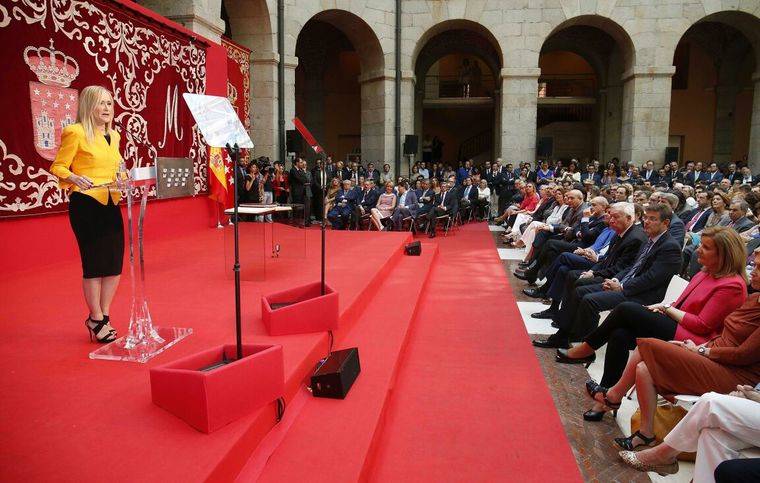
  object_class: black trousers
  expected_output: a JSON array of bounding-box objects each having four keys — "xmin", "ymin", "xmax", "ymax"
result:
[
  {"xmin": 554, "ymin": 279, "xmax": 626, "ymax": 341},
  {"xmin": 537, "ymin": 239, "xmax": 580, "ymax": 275},
  {"xmin": 715, "ymin": 458, "xmax": 760, "ymax": 482},
  {"xmin": 427, "ymin": 207, "xmax": 448, "ymax": 234},
  {"xmin": 584, "ymin": 301, "xmax": 677, "ymax": 387}
]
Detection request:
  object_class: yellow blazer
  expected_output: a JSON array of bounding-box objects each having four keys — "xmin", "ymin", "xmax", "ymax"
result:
[{"xmin": 50, "ymin": 123, "xmax": 123, "ymax": 205}]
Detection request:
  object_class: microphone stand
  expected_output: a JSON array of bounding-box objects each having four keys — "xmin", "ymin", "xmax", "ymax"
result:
[
  {"xmin": 321, "ymin": 158, "xmax": 327, "ymax": 296},
  {"xmin": 226, "ymin": 143, "xmax": 243, "ymax": 360}
]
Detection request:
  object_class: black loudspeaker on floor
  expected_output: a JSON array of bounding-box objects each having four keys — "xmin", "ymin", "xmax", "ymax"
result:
[
  {"xmin": 310, "ymin": 347, "xmax": 361, "ymax": 399},
  {"xmin": 404, "ymin": 241, "xmax": 421, "ymax": 256}
]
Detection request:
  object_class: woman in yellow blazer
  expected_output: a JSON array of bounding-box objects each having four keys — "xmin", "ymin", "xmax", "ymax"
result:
[{"xmin": 50, "ymin": 86, "xmax": 124, "ymax": 343}]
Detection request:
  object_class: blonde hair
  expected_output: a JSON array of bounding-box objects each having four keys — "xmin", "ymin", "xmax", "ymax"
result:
[
  {"xmin": 77, "ymin": 86, "xmax": 113, "ymax": 143},
  {"xmin": 700, "ymin": 226, "xmax": 747, "ymax": 280}
]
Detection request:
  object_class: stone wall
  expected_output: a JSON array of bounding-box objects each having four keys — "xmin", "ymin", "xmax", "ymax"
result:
[{"xmin": 142, "ymin": 0, "xmax": 760, "ymax": 171}]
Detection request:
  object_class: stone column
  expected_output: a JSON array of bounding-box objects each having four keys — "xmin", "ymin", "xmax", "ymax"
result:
[
  {"xmin": 402, "ymin": 73, "xmax": 417, "ymax": 177},
  {"xmin": 620, "ymin": 66, "xmax": 675, "ymax": 165},
  {"xmin": 250, "ymin": 51, "xmax": 278, "ymax": 159},
  {"xmin": 140, "ymin": 0, "xmax": 224, "ymax": 42},
  {"xmin": 359, "ymin": 70, "xmax": 395, "ymax": 164},
  {"xmin": 749, "ymin": 73, "xmax": 760, "ymax": 173},
  {"xmin": 500, "ymin": 67, "xmax": 540, "ymax": 164}
]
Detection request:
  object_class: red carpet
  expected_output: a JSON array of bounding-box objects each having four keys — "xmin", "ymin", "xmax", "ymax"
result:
[
  {"xmin": 1, "ymin": 202, "xmax": 581, "ymax": 481},
  {"xmin": 0, "ymin": 201, "xmax": 412, "ymax": 482},
  {"xmin": 236, "ymin": 223, "xmax": 582, "ymax": 482},
  {"xmin": 367, "ymin": 223, "xmax": 582, "ymax": 481}
]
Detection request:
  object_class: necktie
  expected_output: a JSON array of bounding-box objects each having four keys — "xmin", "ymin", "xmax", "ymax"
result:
[
  {"xmin": 620, "ymin": 239, "xmax": 655, "ymax": 284},
  {"xmin": 686, "ymin": 209, "xmax": 705, "ymax": 231},
  {"xmin": 440, "ymin": 192, "xmax": 446, "ymax": 208}
]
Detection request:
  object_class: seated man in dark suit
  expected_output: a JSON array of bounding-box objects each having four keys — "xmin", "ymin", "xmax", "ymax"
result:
[
  {"xmin": 660, "ymin": 192, "xmax": 686, "ymax": 248},
  {"xmin": 533, "ymin": 203, "xmax": 682, "ymax": 349},
  {"xmin": 391, "ymin": 182, "xmax": 418, "ymax": 230},
  {"xmin": 427, "ymin": 182, "xmax": 457, "ymax": 238},
  {"xmin": 526, "ymin": 202, "xmax": 643, "ymax": 313},
  {"xmin": 582, "ymin": 163, "xmax": 601, "ymax": 186},
  {"xmin": 459, "ymin": 177, "xmax": 479, "ymax": 214},
  {"xmin": 681, "ymin": 191, "xmax": 712, "ymax": 232},
  {"xmin": 327, "ymin": 179, "xmax": 358, "ymax": 230},
  {"xmin": 353, "ymin": 179, "xmax": 379, "ymax": 229}
]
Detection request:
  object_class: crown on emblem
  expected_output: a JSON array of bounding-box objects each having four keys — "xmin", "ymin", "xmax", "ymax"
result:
[{"xmin": 24, "ymin": 39, "xmax": 80, "ymax": 88}]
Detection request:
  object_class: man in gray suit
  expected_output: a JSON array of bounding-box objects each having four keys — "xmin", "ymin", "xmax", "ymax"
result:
[
  {"xmin": 391, "ymin": 182, "xmax": 418, "ymax": 231},
  {"xmin": 728, "ymin": 200, "xmax": 755, "ymax": 233}
]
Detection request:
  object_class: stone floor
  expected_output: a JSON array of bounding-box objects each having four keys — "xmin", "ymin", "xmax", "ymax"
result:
[{"xmin": 491, "ymin": 227, "xmax": 651, "ymax": 482}]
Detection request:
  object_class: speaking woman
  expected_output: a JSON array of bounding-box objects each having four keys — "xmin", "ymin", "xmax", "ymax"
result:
[{"xmin": 50, "ymin": 86, "xmax": 124, "ymax": 343}]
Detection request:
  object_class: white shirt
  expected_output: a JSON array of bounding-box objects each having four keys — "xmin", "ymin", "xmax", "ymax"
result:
[{"xmin": 477, "ymin": 186, "xmax": 490, "ymax": 199}]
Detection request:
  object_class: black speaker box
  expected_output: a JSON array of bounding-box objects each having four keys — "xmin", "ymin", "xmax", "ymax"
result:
[
  {"xmin": 310, "ymin": 347, "xmax": 361, "ymax": 399},
  {"xmin": 403, "ymin": 135, "xmax": 418, "ymax": 155},
  {"xmin": 404, "ymin": 241, "xmax": 421, "ymax": 256}
]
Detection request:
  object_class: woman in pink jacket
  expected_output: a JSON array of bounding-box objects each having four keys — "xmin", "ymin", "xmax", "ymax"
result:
[{"xmin": 556, "ymin": 226, "xmax": 748, "ymax": 421}]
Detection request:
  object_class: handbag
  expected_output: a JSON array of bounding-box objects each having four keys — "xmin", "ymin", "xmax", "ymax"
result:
[{"xmin": 631, "ymin": 401, "xmax": 696, "ymax": 462}]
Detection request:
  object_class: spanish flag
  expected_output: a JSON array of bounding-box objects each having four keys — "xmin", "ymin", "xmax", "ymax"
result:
[{"xmin": 208, "ymin": 146, "xmax": 230, "ymax": 206}]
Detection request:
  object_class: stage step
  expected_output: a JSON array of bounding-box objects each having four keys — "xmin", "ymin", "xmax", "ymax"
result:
[{"xmin": 243, "ymin": 242, "xmax": 439, "ymax": 482}]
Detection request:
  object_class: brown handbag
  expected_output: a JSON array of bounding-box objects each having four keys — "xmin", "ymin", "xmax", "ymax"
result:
[{"xmin": 631, "ymin": 402, "xmax": 696, "ymax": 462}]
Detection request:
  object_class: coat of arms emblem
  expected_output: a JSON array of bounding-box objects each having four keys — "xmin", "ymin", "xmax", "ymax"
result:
[{"xmin": 24, "ymin": 39, "xmax": 79, "ymax": 161}]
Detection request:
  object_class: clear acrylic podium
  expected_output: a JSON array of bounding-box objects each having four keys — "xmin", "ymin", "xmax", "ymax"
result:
[{"xmin": 89, "ymin": 158, "xmax": 194, "ymax": 363}]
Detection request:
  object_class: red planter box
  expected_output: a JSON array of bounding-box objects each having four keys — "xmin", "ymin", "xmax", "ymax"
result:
[
  {"xmin": 261, "ymin": 282, "xmax": 339, "ymax": 336},
  {"xmin": 149, "ymin": 344, "xmax": 284, "ymax": 433}
]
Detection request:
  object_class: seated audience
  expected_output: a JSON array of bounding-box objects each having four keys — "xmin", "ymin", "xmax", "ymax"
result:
[
  {"xmin": 533, "ymin": 203, "xmax": 681, "ymax": 348},
  {"xmin": 586, "ymin": 248, "xmax": 760, "ymax": 453},
  {"xmin": 559, "ymin": 227, "xmax": 747, "ymax": 419}
]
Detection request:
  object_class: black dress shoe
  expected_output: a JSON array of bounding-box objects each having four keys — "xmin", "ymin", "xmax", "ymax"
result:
[
  {"xmin": 522, "ymin": 288, "xmax": 545, "ymax": 298},
  {"xmin": 429, "ymin": 232, "xmax": 436, "ymax": 238},
  {"xmin": 530, "ymin": 309, "xmax": 556, "ymax": 319},
  {"xmin": 513, "ymin": 271, "xmax": 529, "ymax": 281},
  {"xmin": 532, "ymin": 335, "xmax": 570, "ymax": 349},
  {"xmin": 555, "ymin": 348, "xmax": 596, "ymax": 365}
]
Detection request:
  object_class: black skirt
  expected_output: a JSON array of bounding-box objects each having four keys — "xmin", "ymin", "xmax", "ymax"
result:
[{"xmin": 68, "ymin": 192, "xmax": 125, "ymax": 279}]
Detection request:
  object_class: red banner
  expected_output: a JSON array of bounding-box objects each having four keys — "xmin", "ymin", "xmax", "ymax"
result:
[{"xmin": 0, "ymin": 0, "xmax": 208, "ymax": 218}]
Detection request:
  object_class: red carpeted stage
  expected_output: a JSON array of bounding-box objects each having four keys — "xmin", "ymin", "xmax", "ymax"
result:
[{"xmin": 1, "ymin": 197, "xmax": 581, "ymax": 482}]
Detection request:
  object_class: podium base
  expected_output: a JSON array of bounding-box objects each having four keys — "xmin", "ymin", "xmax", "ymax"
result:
[{"xmin": 89, "ymin": 326, "xmax": 193, "ymax": 363}]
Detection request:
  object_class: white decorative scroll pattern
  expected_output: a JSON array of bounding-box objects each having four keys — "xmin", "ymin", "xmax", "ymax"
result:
[
  {"xmin": 223, "ymin": 39, "xmax": 250, "ymax": 130},
  {"xmin": 0, "ymin": 0, "xmax": 208, "ymax": 216}
]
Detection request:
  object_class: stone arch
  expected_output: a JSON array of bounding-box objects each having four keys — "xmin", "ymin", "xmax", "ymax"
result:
[
  {"xmin": 412, "ymin": 19, "xmax": 503, "ymax": 80},
  {"xmin": 293, "ymin": 9, "xmax": 389, "ymax": 163},
  {"xmin": 293, "ymin": 9, "xmax": 385, "ymax": 76},
  {"xmin": 669, "ymin": 10, "xmax": 760, "ymax": 166},
  {"xmin": 410, "ymin": 20, "xmax": 504, "ymax": 164},
  {"xmin": 538, "ymin": 20, "xmax": 632, "ymax": 162},
  {"xmin": 544, "ymin": 15, "xmax": 636, "ymax": 74}
]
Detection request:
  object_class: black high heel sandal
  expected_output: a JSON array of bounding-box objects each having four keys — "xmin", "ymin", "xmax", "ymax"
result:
[
  {"xmin": 614, "ymin": 430, "xmax": 657, "ymax": 450},
  {"xmin": 85, "ymin": 316, "xmax": 117, "ymax": 343},
  {"xmin": 583, "ymin": 380, "xmax": 621, "ymax": 421}
]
